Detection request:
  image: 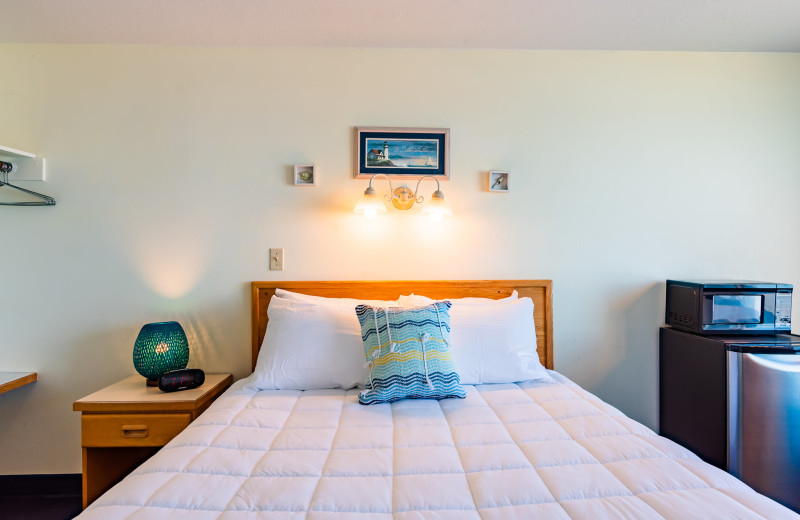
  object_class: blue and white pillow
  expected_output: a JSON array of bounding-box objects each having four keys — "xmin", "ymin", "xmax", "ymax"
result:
[{"xmin": 355, "ymin": 301, "xmax": 466, "ymax": 405}]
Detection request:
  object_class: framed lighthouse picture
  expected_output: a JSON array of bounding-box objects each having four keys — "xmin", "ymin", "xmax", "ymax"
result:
[{"xmin": 354, "ymin": 127, "xmax": 450, "ymax": 180}]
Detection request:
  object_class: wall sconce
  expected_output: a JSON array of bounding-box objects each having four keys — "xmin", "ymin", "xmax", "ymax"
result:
[{"xmin": 353, "ymin": 174, "xmax": 453, "ymax": 221}]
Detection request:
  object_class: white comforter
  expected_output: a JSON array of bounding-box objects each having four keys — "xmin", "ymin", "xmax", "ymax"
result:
[{"xmin": 77, "ymin": 372, "xmax": 798, "ymax": 519}]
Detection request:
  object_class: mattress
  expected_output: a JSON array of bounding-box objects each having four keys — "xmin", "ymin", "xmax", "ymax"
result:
[{"xmin": 76, "ymin": 371, "xmax": 798, "ymax": 519}]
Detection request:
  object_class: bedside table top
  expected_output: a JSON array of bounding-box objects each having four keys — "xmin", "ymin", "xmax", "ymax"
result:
[{"xmin": 74, "ymin": 373, "xmax": 233, "ymax": 413}]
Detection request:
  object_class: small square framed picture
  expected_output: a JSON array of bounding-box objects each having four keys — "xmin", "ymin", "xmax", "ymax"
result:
[
  {"xmin": 294, "ymin": 164, "xmax": 316, "ymax": 186},
  {"xmin": 489, "ymin": 170, "xmax": 509, "ymax": 192}
]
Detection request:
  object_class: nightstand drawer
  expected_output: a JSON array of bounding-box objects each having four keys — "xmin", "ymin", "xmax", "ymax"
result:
[{"xmin": 81, "ymin": 413, "xmax": 192, "ymax": 447}]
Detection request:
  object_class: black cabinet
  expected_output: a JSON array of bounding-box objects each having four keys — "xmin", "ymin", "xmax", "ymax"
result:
[{"xmin": 659, "ymin": 327, "xmax": 727, "ymax": 468}]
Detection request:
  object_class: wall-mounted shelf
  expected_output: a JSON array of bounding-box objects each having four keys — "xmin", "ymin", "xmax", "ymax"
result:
[
  {"xmin": 0, "ymin": 372, "xmax": 38, "ymax": 394},
  {"xmin": 0, "ymin": 145, "xmax": 46, "ymax": 181}
]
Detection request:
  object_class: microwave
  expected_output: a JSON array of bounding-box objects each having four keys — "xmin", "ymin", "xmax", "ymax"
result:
[{"xmin": 666, "ymin": 280, "xmax": 792, "ymax": 335}]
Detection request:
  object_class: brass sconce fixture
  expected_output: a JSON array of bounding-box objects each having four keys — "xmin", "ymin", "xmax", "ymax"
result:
[{"xmin": 353, "ymin": 174, "xmax": 453, "ymax": 221}]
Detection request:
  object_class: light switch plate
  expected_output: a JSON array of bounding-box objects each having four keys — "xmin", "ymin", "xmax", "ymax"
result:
[{"xmin": 269, "ymin": 248, "xmax": 284, "ymax": 270}]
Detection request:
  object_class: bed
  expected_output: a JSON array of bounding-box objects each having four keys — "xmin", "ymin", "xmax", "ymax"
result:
[{"xmin": 76, "ymin": 280, "xmax": 799, "ymax": 519}]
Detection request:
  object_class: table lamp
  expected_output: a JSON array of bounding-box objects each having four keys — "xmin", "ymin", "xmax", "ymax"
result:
[{"xmin": 133, "ymin": 321, "xmax": 190, "ymax": 386}]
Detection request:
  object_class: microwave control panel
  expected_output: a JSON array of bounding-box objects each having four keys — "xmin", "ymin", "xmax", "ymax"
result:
[{"xmin": 775, "ymin": 292, "xmax": 793, "ymax": 330}]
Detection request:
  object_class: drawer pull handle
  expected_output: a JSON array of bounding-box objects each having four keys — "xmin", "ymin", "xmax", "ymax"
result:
[{"xmin": 122, "ymin": 424, "xmax": 149, "ymax": 438}]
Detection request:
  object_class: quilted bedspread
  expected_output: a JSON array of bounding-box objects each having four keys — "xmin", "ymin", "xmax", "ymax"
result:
[{"xmin": 77, "ymin": 372, "xmax": 798, "ymax": 519}]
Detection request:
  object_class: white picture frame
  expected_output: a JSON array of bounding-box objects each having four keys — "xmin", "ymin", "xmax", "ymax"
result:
[
  {"xmin": 294, "ymin": 164, "xmax": 316, "ymax": 186},
  {"xmin": 489, "ymin": 170, "xmax": 509, "ymax": 192}
]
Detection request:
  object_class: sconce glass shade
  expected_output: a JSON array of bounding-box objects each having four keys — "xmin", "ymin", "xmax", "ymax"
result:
[
  {"xmin": 353, "ymin": 187, "xmax": 387, "ymax": 218},
  {"xmin": 420, "ymin": 190, "xmax": 453, "ymax": 221},
  {"xmin": 133, "ymin": 321, "xmax": 189, "ymax": 386}
]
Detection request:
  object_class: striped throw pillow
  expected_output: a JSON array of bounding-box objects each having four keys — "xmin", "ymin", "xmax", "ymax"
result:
[{"xmin": 355, "ymin": 302, "xmax": 466, "ymax": 405}]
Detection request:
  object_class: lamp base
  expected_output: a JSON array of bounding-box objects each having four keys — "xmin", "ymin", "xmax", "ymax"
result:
[{"xmin": 145, "ymin": 378, "xmax": 159, "ymax": 387}]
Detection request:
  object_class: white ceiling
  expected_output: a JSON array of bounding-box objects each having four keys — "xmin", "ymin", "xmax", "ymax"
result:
[{"xmin": 4, "ymin": 0, "xmax": 800, "ymax": 52}]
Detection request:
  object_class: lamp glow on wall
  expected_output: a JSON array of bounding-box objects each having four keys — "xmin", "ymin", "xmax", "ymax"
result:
[
  {"xmin": 133, "ymin": 321, "xmax": 189, "ymax": 386},
  {"xmin": 353, "ymin": 174, "xmax": 453, "ymax": 221}
]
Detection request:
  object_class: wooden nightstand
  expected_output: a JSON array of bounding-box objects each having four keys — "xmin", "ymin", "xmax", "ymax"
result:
[{"xmin": 73, "ymin": 373, "xmax": 233, "ymax": 508}]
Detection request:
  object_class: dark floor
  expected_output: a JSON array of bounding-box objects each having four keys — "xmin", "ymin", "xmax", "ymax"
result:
[
  {"xmin": 0, "ymin": 495, "xmax": 82, "ymax": 520},
  {"xmin": 0, "ymin": 474, "xmax": 82, "ymax": 520}
]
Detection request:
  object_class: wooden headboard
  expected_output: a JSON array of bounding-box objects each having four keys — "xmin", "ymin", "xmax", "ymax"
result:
[{"xmin": 251, "ymin": 280, "xmax": 553, "ymax": 371}]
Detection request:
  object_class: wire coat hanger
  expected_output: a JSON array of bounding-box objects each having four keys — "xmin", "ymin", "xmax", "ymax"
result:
[{"xmin": 0, "ymin": 161, "xmax": 56, "ymax": 206}]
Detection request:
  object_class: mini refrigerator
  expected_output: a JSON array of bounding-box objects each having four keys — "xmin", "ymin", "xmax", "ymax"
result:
[{"xmin": 660, "ymin": 327, "xmax": 800, "ymax": 513}]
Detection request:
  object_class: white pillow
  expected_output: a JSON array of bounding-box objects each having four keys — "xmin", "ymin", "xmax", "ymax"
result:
[
  {"xmin": 399, "ymin": 296, "xmax": 546, "ymax": 385},
  {"xmin": 245, "ymin": 297, "xmax": 366, "ymax": 390},
  {"xmin": 275, "ymin": 288, "xmax": 398, "ymax": 308},
  {"xmin": 398, "ymin": 290, "xmax": 518, "ymax": 306}
]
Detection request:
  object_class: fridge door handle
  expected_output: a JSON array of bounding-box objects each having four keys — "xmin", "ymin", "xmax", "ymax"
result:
[{"xmin": 745, "ymin": 353, "xmax": 800, "ymax": 372}]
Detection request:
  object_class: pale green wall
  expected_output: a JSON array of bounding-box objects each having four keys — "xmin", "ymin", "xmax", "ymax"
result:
[{"xmin": 1, "ymin": 45, "xmax": 798, "ymax": 474}]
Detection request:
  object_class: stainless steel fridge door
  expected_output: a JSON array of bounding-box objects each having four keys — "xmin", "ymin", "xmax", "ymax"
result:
[{"xmin": 728, "ymin": 351, "xmax": 800, "ymax": 512}]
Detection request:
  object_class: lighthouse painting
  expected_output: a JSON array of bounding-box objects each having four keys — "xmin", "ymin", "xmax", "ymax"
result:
[
  {"xmin": 365, "ymin": 138, "xmax": 438, "ymax": 168},
  {"xmin": 356, "ymin": 127, "xmax": 450, "ymax": 180}
]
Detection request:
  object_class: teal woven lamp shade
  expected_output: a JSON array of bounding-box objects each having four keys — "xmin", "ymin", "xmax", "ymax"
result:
[{"xmin": 133, "ymin": 321, "xmax": 189, "ymax": 386}]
